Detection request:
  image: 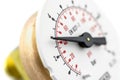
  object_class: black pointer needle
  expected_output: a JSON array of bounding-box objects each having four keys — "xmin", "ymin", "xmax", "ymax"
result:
[
  {"xmin": 93, "ymin": 37, "xmax": 106, "ymax": 45},
  {"xmin": 51, "ymin": 36, "xmax": 85, "ymax": 43},
  {"xmin": 51, "ymin": 32, "xmax": 107, "ymax": 48}
]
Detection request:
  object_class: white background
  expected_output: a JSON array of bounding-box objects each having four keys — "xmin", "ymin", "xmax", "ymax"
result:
[{"xmin": 0, "ymin": 0, "xmax": 120, "ymax": 79}]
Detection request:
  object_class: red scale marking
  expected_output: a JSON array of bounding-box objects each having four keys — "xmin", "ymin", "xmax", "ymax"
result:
[
  {"xmin": 70, "ymin": 53, "xmax": 75, "ymax": 59},
  {"xmin": 68, "ymin": 58, "xmax": 71, "ymax": 63},
  {"xmin": 63, "ymin": 25, "xmax": 69, "ymax": 31},
  {"xmin": 87, "ymin": 50, "xmax": 92, "ymax": 58},
  {"xmin": 64, "ymin": 15, "xmax": 67, "ymax": 19},
  {"xmin": 58, "ymin": 40, "xmax": 63, "ymax": 44},
  {"xmin": 58, "ymin": 41, "xmax": 68, "ymax": 45},
  {"xmin": 71, "ymin": 16, "xmax": 76, "ymax": 22},
  {"xmin": 64, "ymin": 26, "xmax": 69, "ymax": 31},
  {"xmin": 63, "ymin": 50, "xmax": 66, "ymax": 54},
  {"xmin": 75, "ymin": 64, "xmax": 78, "ymax": 69},
  {"xmin": 57, "ymin": 31, "xmax": 62, "ymax": 34},
  {"xmin": 60, "ymin": 22, "xmax": 63, "ymax": 26},
  {"xmin": 81, "ymin": 18, "xmax": 86, "ymax": 23},
  {"xmin": 64, "ymin": 41, "xmax": 68, "ymax": 45}
]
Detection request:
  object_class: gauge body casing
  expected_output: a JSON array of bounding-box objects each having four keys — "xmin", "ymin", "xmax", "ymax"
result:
[{"xmin": 36, "ymin": 0, "xmax": 120, "ymax": 80}]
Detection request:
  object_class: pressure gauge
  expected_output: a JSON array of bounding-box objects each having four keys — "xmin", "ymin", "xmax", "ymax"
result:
[{"xmin": 36, "ymin": 0, "xmax": 120, "ymax": 80}]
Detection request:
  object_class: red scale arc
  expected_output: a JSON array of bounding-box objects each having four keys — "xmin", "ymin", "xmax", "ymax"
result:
[
  {"xmin": 59, "ymin": 49, "xmax": 81, "ymax": 75},
  {"xmin": 63, "ymin": 54, "xmax": 81, "ymax": 74},
  {"xmin": 64, "ymin": 56, "xmax": 81, "ymax": 74}
]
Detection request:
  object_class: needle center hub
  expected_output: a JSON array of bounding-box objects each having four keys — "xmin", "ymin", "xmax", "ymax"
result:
[{"xmin": 79, "ymin": 32, "xmax": 93, "ymax": 48}]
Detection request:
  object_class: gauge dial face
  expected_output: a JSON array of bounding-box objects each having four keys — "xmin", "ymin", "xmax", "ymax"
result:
[{"xmin": 36, "ymin": 0, "xmax": 120, "ymax": 80}]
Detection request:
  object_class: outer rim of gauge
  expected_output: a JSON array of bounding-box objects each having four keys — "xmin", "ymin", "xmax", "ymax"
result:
[{"xmin": 36, "ymin": 0, "xmax": 53, "ymax": 73}]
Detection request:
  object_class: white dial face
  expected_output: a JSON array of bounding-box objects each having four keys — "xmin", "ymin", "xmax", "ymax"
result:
[{"xmin": 36, "ymin": 0, "xmax": 120, "ymax": 80}]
